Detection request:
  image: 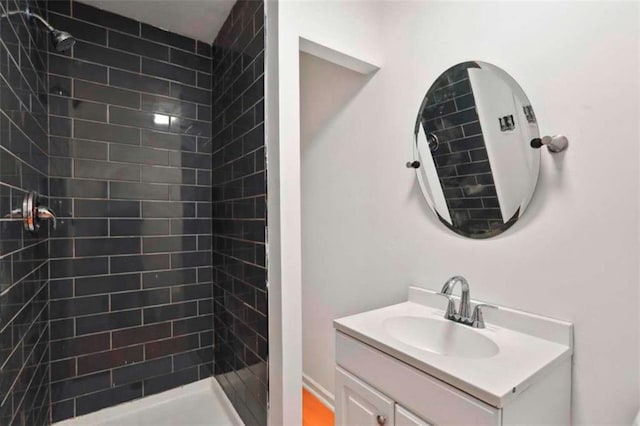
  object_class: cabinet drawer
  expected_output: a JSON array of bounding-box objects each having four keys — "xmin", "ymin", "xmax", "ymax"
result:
[{"xmin": 336, "ymin": 332, "xmax": 500, "ymax": 426}]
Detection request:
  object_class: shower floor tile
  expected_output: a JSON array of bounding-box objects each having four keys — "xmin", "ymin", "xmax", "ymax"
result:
[{"xmin": 55, "ymin": 378, "xmax": 244, "ymax": 426}]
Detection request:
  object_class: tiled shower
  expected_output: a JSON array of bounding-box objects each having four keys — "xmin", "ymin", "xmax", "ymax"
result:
[{"xmin": 0, "ymin": 0, "xmax": 266, "ymax": 424}]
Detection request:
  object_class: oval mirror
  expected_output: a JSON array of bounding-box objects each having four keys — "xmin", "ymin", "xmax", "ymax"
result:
[{"xmin": 413, "ymin": 61, "xmax": 540, "ymax": 239}]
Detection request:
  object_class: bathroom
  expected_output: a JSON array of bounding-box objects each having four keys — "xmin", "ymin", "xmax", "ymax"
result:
[{"xmin": 0, "ymin": 0, "xmax": 638, "ymax": 425}]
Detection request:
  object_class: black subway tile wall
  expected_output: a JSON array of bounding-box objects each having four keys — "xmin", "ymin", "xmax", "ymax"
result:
[
  {"xmin": 421, "ymin": 62, "xmax": 507, "ymax": 237},
  {"xmin": 211, "ymin": 1, "xmax": 267, "ymax": 425},
  {"xmin": 46, "ymin": 1, "xmax": 213, "ymax": 421},
  {"xmin": 0, "ymin": 0, "xmax": 51, "ymax": 424}
]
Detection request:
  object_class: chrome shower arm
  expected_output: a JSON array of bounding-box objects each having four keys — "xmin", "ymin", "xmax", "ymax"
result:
[
  {"xmin": 1, "ymin": 8, "xmax": 55, "ymax": 32},
  {"xmin": 26, "ymin": 9, "xmax": 55, "ymax": 32},
  {"xmin": 1, "ymin": 7, "xmax": 75, "ymax": 52}
]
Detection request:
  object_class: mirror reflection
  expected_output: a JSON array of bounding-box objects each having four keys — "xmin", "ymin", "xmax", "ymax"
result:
[{"xmin": 413, "ymin": 61, "xmax": 540, "ymax": 239}]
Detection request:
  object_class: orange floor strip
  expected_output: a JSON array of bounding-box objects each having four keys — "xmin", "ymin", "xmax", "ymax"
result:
[{"xmin": 303, "ymin": 388, "xmax": 335, "ymax": 426}]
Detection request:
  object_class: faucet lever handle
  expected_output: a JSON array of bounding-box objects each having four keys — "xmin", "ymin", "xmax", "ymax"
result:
[
  {"xmin": 435, "ymin": 292, "xmax": 458, "ymax": 319},
  {"xmin": 37, "ymin": 206, "xmax": 56, "ymax": 230},
  {"xmin": 471, "ymin": 303, "xmax": 498, "ymax": 328}
]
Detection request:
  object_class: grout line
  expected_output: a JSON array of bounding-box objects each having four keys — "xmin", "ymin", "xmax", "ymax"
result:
[
  {"xmin": 49, "ymin": 112, "xmax": 212, "ymax": 139},
  {"xmin": 0, "ymin": 236, "xmax": 48, "ymax": 264},
  {"xmin": 49, "ymin": 44, "xmax": 211, "ymax": 92},
  {"xmin": 0, "ymin": 19, "xmax": 50, "ymax": 95},
  {"xmin": 20, "ymin": 357, "xmax": 50, "ymax": 423},
  {"xmin": 2, "ymin": 319, "xmax": 49, "ymax": 412},
  {"xmin": 0, "ymin": 300, "xmax": 48, "ymax": 372},
  {"xmin": 47, "ymin": 10, "xmax": 212, "ymax": 60},
  {"xmin": 50, "ymin": 69, "xmax": 211, "ymax": 110},
  {"xmin": 0, "ymin": 81, "xmax": 49, "ymax": 155}
]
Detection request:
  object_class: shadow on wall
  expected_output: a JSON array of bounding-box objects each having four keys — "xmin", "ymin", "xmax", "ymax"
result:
[{"xmin": 299, "ymin": 52, "xmax": 373, "ymax": 147}]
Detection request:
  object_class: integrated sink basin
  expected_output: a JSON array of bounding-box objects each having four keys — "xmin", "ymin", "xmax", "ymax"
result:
[
  {"xmin": 383, "ymin": 315, "xmax": 499, "ymax": 358},
  {"xmin": 334, "ymin": 287, "xmax": 573, "ymax": 408}
]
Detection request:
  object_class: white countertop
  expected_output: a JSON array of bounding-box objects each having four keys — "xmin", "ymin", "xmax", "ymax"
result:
[{"xmin": 334, "ymin": 287, "xmax": 573, "ymax": 408}]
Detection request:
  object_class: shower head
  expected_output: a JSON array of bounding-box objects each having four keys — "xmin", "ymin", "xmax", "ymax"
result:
[
  {"xmin": 1, "ymin": 8, "xmax": 76, "ymax": 52},
  {"xmin": 50, "ymin": 29, "xmax": 76, "ymax": 52}
]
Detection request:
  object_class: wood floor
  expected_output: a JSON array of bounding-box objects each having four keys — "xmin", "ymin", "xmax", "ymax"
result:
[{"xmin": 303, "ymin": 389, "xmax": 335, "ymax": 426}]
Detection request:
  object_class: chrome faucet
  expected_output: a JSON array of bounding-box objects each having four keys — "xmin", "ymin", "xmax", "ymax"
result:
[
  {"xmin": 435, "ymin": 276, "xmax": 497, "ymax": 328},
  {"xmin": 440, "ymin": 276, "xmax": 471, "ymax": 319}
]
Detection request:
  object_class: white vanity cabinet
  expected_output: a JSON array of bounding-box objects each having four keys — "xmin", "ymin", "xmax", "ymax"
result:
[
  {"xmin": 333, "ymin": 287, "xmax": 573, "ymax": 426},
  {"xmin": 335, "ymin": 332, "xmax": 501, "ymax": 426},
  {"xmin": 335, "ymin": 332, "xmax": 571, "ymax": 426}
]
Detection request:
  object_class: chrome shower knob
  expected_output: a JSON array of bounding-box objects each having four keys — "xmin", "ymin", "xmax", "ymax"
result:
[{"xmin": 5, "ymin": 191, "xmax": 57, "ymax": 234}]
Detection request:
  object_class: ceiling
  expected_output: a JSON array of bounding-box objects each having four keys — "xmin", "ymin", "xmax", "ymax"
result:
[{"xmin": 80, "ymin": 0, "xmax": 236, "ymax": 44}]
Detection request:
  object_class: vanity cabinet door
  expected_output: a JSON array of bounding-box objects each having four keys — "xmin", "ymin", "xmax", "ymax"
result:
[
  {"xmin": 395, "ymin": 405, "xmax": 432, "ymax": 426},
  {"xmin": 336, "ymin": 367, "xmax": 395, "ymax": 426}
]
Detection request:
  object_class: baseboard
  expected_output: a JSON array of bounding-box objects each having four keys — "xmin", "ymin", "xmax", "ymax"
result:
[{"xmin": 303, "ymin": 373, "xmax": 335, "ymax": 411}]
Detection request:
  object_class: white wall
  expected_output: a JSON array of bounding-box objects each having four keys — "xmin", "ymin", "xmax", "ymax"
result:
[
  {"xmin": 295, "ymin": 1, "xmax": 640, "ymax": 424},
  {"xmin": 273, "ymin": 2, "xmax": 382, "ymax": 423},
  {"xmin": 636, "ymin": 0, "xmax": 640, "ymax": 412}
]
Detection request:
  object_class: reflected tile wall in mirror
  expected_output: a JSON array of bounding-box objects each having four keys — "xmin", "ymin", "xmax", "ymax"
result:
[{"xmin": 421, "ymin": 63, "xmax": 503, "ymax": 236}]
